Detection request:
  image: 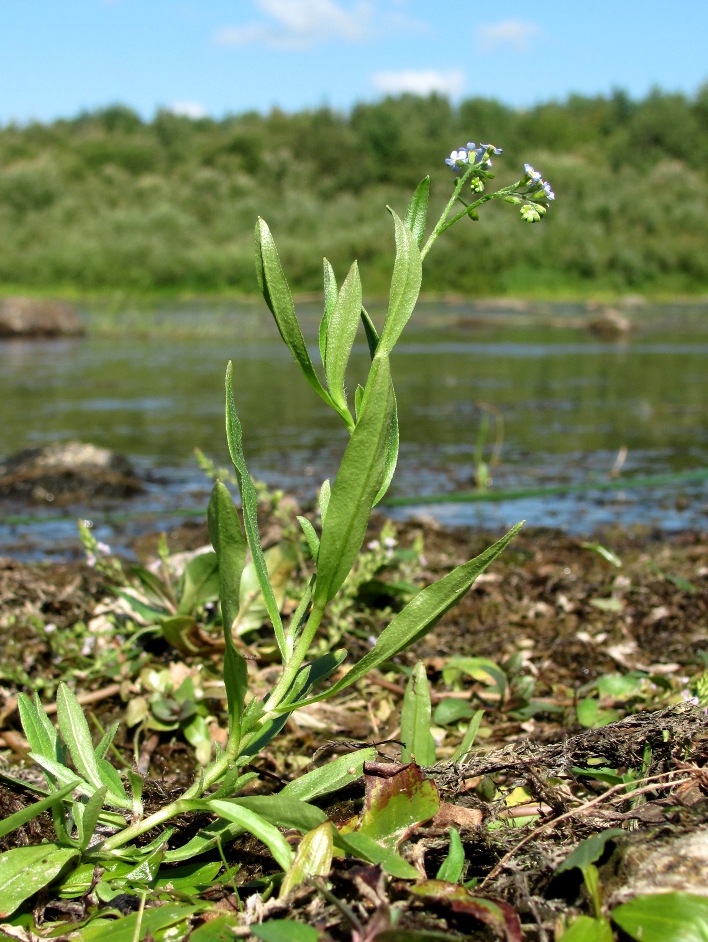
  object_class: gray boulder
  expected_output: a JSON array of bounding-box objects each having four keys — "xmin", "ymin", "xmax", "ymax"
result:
[
  {"xmin": 0, "ymin": 297, "xmax": 85, "ymax": 338},
  {"xmin": 0, "ymin": 441, "xmax": 144, "ymax": 503}
]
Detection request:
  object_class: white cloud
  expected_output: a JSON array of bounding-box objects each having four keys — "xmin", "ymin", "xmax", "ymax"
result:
[
  {"xmin": 372, "ymin": 68, "xmax": 465, "ymax": 98},
  {"xmin": 215, "ymin": 0, "xmax": 373, "ymax": 50},
  {"xmin": 475, "ymin": 19, "xmax": 541, "ymax": 52},
  {"xmin": 170, "ymin": 101, "xmax": 207, "ymax": 119}
]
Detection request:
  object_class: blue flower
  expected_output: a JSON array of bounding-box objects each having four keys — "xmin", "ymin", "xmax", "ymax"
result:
[
  {"xmin": 468, "ymin": 142, "xmax": 502, "ymax": 167},
  {"xmin": 542, "ymin": 180, "xmax": 555, "ymax": 201},
  {"xmin": 524, "ymin": 163, "xmax": 542, "ymax": 183},
  {"xmin": 446, "ymin": 142, "xmax": 502, "ymax": 171},
  {"xmin": 445, "ymin": 147, "xmax": 470, "ymax": 171}
]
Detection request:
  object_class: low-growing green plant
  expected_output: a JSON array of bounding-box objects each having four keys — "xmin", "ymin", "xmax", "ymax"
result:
[{"xmin": 6, "ymin": 142, "xmax": 555, "ymax": 921}]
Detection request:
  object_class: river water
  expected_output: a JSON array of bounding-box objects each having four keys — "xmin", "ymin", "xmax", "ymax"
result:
[{"xmin": 2, "ymin": 300, "xmax": 707, "ymax": 560}]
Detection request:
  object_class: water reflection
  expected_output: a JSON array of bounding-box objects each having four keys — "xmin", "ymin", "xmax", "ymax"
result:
[{"xmin": 1, "ymin": 302, "xmax": 706, "ymax": 558}]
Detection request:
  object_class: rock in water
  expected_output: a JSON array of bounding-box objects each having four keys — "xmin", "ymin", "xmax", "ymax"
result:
[
  {"xmin": 0, "ymin": 298, "xmax": 84, "ymax": 338},
  {"xmin": 0, "ymin": 441, "xmax": 144, "ymax": 503}
]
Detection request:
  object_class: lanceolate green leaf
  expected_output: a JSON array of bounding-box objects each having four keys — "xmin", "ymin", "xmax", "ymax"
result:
[
  {"xmin": 55, "ymin": 684, "xmax": 101, "ymax": 789},
  {"xmin": 0, "ymin": 844, "xmax": 79, "ymax": 918},
  {"xmin": 94, "ymin": 722, "xmax": 119, "ymax": 761},
  {"xmin": 374, "ymin": 385, "xmax": 399, "ymax": 506},
  {"xmin": 324, "ymin": 259, "xmax": 361, "ymax": 421},
  {"xmin": 28, "ymin": 754, "xmax": 95, "ymax": 798},
  {"xmin": 178, "ymin": 550, "xmax": 219, "ymax": 615},
  {"xmin": 611, "ymin": 891, "xmax": 708, "ymax": 942},
  {"xmin": 232, "ymin": 795, "xmax": 327, "ymax": 834},
  {"xmin": 297, "ymin": 514, "xmax": 320, "ymax": 561},
  {"xmin": 334, "ymin": 830, "xmax": 420, "ymax": 880},
  {"xmin": 436, "ymin": 828, "xmax": 465, "ymax": 883},
  {"xmin": 17, "ymin": 692, "xmax": 60, "ymax": 762},
  {"xmin": 0, "ymin": 780, "xmax": 78, "ymax": 840},
  {"xmin": 202, "ymin": 800, "xmax": 294, "ymax": 871},
  {"xmin": 314, "ymin": 354, "xmax": 395, "ymax": 605},
  {"xmin": 405, "ymin": 175, "xmax": 431, "ymax": 247},
  {"xmin": 318, "ymin": 478, "xmax": 331, "ymax": 523},
  {"xmin": 401, "ymin": 661, "xmax": 436, "ymax": 766},
  {"xmin": 280, "ymin": 748, "xmax": 377, "ymax": 801},
  {"xmin": 79, "ymin": 904, "xmax": 201, "ymax": 942},
  {"xmin": 224, "ymin": 362, "xmax": 286, "ymax": 656},
  {"xmin": 319, "ymin": 257, "xmax": 338, "ymax": 367},
  {"xmin": 74, "ymin": 785, "xmax": 108, "ymax": 851},
  {"xmin": 377, "ymin": 208, "xmax": 423, "ymax": 356},
  {"xmin": 208, "ymin": 481, "xmax": 249, "ymax": 738},
  {"xmin": 360, "ymin": 305, "xmax": 380, "ymax": 359},
  {"xmin": 279, "ymin": 821, "xmax": 333, "ymax": 898},
  {"xmin": 279, "ymin": 522, "xmax": 523, "ymax": 712},
  {"xmin": 56, "ymin": 684, "xmax": 129, "ymax": 808},
  {"xmin": 254, "ymin": 218, "xmax": 330, "ymax": 405},
  {"xmin": 240, "ymin": 650, "xmax": 347, "ymax": 756},
  {"xmin": 252, "ymin": 920, "xmax": 320, "ymax": 942}
]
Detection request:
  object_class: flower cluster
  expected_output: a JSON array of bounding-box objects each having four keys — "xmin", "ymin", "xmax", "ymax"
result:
[
  {"xmin": 443, "ymin": 140, "xmax": 555, "ymax": 225},
  {"xmin": 445, "ymin": 142, "xmax": 503, "ymax": 172},
  {"xmin": 517, "ymin": 163, "xmax": 555, "ymax": 223},
  {"xmin": 523, "ymin": 163, "xmax": 555, "ymax": 201}
]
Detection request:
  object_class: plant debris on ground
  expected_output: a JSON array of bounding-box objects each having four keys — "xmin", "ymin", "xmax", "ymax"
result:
[{"xmin": 0, "ymin": 512, "xmax": 706, "ymax": 941}]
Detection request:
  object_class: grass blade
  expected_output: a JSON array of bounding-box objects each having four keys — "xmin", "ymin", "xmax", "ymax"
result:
[{"xmin": 451, "ymin": 708, "xmax": 485, "ymax": 762}]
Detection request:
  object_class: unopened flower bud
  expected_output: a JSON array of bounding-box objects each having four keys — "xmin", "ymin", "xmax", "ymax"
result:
[{"xmin": 520, "ymin": 204, "xmax": 542, "ymax": 223}]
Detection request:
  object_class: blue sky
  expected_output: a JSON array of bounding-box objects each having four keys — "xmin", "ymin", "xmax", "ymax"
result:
[{"xmin": 1, "ymin": 0, "xmax": 706, "ymax": 124}]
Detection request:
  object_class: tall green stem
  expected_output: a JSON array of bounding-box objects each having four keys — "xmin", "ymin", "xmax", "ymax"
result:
[{"xmin": 263, "ymin": 599, "xmax": 327, "ymax": 713}]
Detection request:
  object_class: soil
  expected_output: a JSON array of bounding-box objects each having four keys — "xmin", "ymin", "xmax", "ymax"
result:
[{"xmin": 0, "ymin": 517, "xmax": 706, "ymax": 940}]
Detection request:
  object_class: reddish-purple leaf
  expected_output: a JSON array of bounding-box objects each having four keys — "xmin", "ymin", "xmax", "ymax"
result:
[{"xmin": 410, "ymin": 881, "xmax": 523, "ymax": 942}]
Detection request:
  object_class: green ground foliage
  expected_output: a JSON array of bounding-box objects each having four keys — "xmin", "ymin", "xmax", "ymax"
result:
[{"xmin": 0, "ymin": 86, "xmax": 707, "ymax": 298}]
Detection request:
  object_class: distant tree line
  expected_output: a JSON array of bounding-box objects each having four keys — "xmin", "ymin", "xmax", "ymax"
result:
[{"xmin": 0, "ymin": 86, "xmax": 706, "ymax": 298}]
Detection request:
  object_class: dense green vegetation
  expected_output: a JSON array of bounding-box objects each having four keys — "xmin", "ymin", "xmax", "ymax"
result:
[{"xmin": 1, "ymin": 87, "xmax": 706, "ymax": 298}]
